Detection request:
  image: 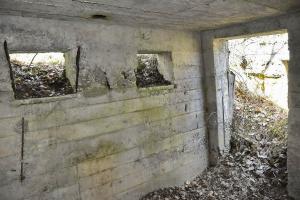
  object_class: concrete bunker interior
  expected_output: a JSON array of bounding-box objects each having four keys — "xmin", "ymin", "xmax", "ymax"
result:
[{"xmin": 0, "ymin": 1, "xmax": 300, "ymax": 200}]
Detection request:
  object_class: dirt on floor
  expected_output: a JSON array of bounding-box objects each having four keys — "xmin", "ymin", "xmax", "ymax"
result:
[
  {"xmin": 11, "ymin": 60, "xmax": 74, "ymax": 99},
  {"xmin": 141, "ymin": 85, "xmax": 289, "ymax": 200}
]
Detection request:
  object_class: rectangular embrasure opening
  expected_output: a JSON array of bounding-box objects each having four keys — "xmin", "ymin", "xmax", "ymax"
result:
[
  {"xmin": 135, "ymin": 53, "xmax": 173, "ymax": 88},
  {"xmin": 9, "ymin": 52, "xmax": 75, "ymax": 100}
]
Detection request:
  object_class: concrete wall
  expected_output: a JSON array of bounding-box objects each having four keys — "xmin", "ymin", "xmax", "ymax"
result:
[
  {"xmin": 0, "ymin": 15, "xmax": 208, "ymax": 200},
  {"xmin": 287, "ymin": 14, "xmax": 300, "ymax": 199},
  {"xmin": 201, "ymin": 12, "xmax": 300, "ymax": 199}
]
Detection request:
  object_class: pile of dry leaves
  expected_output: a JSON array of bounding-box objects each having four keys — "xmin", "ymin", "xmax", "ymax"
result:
[
  {"xmin": 11, "ymin": 60, "xmax": 74, "ymax": 99},
  {"xmin": 141, "ymin": 85, "xmax": 289, "ymax": 200}
]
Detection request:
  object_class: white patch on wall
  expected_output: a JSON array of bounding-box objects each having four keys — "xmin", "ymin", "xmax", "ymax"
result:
[{"xmin": 228, "ymin": 33, "xmax": 289, "ymax": 109}]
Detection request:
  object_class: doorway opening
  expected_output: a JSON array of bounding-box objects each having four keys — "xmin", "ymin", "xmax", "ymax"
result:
[{"xmin": 224, "ymin": 32, "xmax": 289, "ymax": 198}]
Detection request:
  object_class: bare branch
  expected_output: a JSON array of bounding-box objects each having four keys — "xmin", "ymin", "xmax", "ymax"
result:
[{"xmin": 28, "ymin": 53, "xmax": 38, "ymax": 68}]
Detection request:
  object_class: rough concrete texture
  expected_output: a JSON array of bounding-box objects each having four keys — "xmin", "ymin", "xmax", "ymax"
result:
[
  {"xmin": 1, "ymin": 2, "xmax": 300, "ymax": 199},
  {"xmin": 0, "ymin": 0, "xmax": 300, "ymax": 30},
  {"xmin": 287, "ymin": 14, "xmax": 300, "ymax": 199},
  {"xmin": 201, "ymin": 12, "xmax": 300, "ymax": 199},
  {"xmin": 0, "ymin": 15, "xmax": 208, "ymax": 200}
]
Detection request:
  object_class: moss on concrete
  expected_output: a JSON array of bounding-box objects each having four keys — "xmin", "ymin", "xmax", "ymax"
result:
[{"xmin": 73, "ymin": 140, "xmax": 125, "ymax": 164}]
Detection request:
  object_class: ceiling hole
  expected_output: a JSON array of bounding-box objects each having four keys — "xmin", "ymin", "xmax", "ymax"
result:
[{"xmin": 91, "ymin": 14, "xmax": 108, "ymax": 20}]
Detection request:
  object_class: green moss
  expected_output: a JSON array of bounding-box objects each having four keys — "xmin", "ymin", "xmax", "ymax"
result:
[
  {"xmin": 138, "ymin": 85, "xmax": 174, "ymax": 96},
  {"xmin": 247, "ymin": 73, "xmax": 282, "ymax": 80},
  {"xmin": 73, "ymin": 140, "xmax": 125, "ymax": 164},
  {"xmin": 95, "ymin": 140, "xmax": 125, "ymax": 157}
]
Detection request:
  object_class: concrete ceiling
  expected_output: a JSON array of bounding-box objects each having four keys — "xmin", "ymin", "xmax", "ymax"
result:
[{"xmin": 0, "ymin": 0, "xmax": 300, "ymax": 30}]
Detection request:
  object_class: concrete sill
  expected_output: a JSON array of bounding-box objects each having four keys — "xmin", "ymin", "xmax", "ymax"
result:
[
  {"xmin": 137, "ymin": 85, "xmax": 175, "ymax": 96},
  {"xmin": 138, "ymin": 84, "xmax": 175, "ymax": 92},
  {"xmin": 11, "ymin": 93, "xmax": 80, "ymax": 106}
]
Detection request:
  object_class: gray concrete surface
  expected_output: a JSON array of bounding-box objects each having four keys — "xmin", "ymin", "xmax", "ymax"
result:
[
  {"xmin": 0, "ymin": 0, "xmax": 300, "ymax": 30},
  {"xmin": 0, "ymin": 15, "xmax": 207, "ymax": 200},
  {"xmin": 0, "ymin": 1, "xmax": 300, "ymax": 200}
]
